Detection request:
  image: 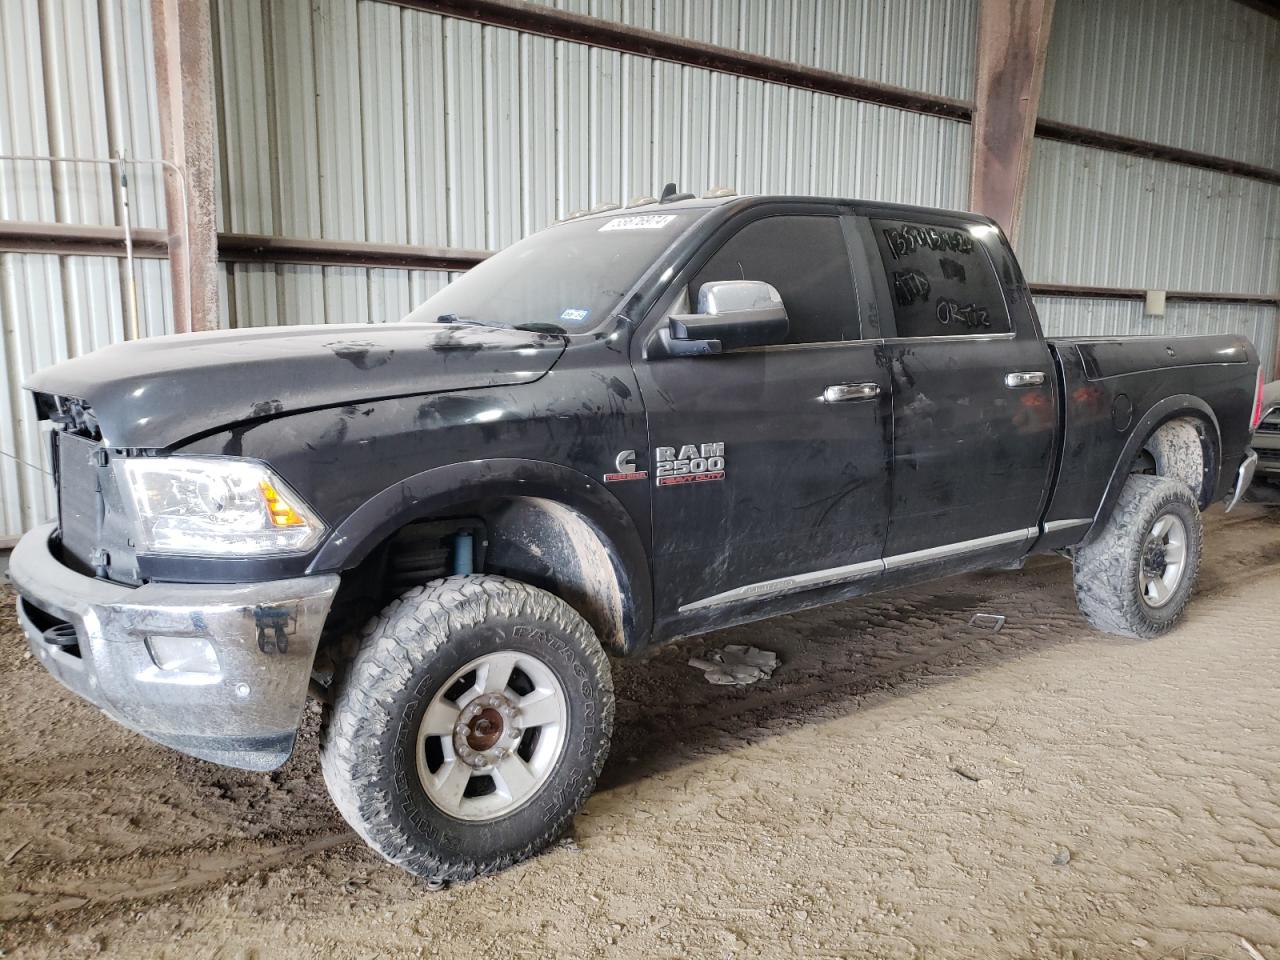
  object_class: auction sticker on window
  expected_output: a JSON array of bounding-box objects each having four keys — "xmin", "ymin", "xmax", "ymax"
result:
[{"xmin": 598, "ymin": 214, "xmax": 677, "ymax": 232}]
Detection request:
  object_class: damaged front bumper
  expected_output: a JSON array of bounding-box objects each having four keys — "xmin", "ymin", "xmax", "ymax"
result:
[{"xmin": 9, "ymin": 523, "xmax": 339, "ymax": 771}]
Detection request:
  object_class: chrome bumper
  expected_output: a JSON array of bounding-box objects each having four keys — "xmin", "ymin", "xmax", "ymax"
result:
[
  {"xmin": 9, "ymin": 523, "xmax": 339, "ymax": 771},
  {"xmin": 1225, "ymin": 449, "xmax": 1258, "ymax": 513}
]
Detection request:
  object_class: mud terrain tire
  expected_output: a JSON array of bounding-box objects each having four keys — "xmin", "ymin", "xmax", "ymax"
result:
[
  {"xmin": 1072, "ymin": 475, "xmax": 1203, "ymax": 640},
  {"xmin": 320, "ymin": 575, "xmax": 614, "ymax": 883}
]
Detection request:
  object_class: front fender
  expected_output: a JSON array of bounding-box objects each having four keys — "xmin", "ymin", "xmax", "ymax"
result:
[{"xmin": 307, "ymin": 457, "xmax": 654, "ymax": 650}]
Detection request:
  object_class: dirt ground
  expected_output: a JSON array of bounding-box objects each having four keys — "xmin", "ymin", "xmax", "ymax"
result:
[{"xmin": 2, "ymin": 506, "xmax": 1278, "ymax": 960}]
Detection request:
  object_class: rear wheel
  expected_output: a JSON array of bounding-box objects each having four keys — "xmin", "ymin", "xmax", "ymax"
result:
[
  {"xmin": 320, "ymin": 575, "xmax": 614, "ymax": 883},
  {"xmin": 1072, "ymin": 474, "xmax": 1203, "ymax": 639}
]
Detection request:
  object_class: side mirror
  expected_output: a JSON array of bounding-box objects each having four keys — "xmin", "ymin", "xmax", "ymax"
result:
[{"xmin": 654, "ymin": 280, "xmax": 789, "ymax": 357}]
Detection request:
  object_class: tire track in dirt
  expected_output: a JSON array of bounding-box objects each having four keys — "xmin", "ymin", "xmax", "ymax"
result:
[
  {"xmin": 609, "ymin": 508, "xmax": 1278, "ymax": 789},
  {"xmin": 1, "ymin": 506, "xmax": 1277, "ymax": 958},
  {"xmin": 0, "ymin": 832, "xmax": 357, "ymax": 924}
]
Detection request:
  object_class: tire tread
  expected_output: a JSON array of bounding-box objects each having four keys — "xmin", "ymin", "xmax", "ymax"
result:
[
  {"xmin": 1072, "ymin": 475, "xmax": 1203, "ymax": 640},
  {"xmin": 319, "ymin": 575, "xmax": 614, "ymax": 883}
]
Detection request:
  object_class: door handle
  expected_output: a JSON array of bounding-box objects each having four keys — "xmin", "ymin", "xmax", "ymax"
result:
[
  {"xmin": 823, "ymin": 382, "xmax": 881, "ymax": 403},
  {"xmin": 1004, "ymin": 371, "xmax": 1046, "ymax": 388}
]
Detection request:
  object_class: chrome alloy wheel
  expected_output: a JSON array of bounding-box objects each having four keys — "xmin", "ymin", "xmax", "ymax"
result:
[
  {"xmin": 415, "ymin": 650, "xmax": 568, "ymax": 821},
  {"xmin": 1139, "ymin": 513, "xmax": 1188, "ymax": 609}
]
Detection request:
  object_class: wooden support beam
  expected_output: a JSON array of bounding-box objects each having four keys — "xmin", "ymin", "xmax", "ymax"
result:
[
  {"xmin": 150, "ymin": 0, "xmax": 218, "ymax": 332},
  {"xmin": 969, "ymin": 0, "xmax": 1056, "ymax": 244}
]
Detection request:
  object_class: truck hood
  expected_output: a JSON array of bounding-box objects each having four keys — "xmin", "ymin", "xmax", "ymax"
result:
[{"xmin": 26, "ymin": 322, "xmax": 566, "ymax": 448}]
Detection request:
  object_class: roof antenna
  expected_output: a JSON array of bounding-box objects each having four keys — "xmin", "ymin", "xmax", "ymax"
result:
[{"xmin": 659, "ymin": 181, "xmax": 694, "ymax": 203}]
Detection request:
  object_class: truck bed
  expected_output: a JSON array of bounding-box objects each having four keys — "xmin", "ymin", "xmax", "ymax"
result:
[{"xmin": 1040, "ymin": 332, "xmax": 1258, "ymax": 545}]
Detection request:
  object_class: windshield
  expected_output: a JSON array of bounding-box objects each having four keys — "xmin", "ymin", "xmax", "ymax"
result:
[{"xmin": 403, "ymin": 211, "xmax": 700, "ymax": 333}]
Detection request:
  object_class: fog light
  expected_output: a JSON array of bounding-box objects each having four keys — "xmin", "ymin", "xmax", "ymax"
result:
[{"xmin": 145, "ymin": 635, "xmax": 220, "ymax": 675}]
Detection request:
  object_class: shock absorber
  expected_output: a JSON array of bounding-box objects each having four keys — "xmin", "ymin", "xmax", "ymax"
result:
[{"xmin": 452, "ymin": 531, "xmax": 474, "ymax": 576}]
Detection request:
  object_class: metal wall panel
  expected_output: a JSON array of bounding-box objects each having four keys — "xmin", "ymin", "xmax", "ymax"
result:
[
  {"xmin": 1020, "ymin": 138, "xmax": 1280, "ymax": 294},
  {"xmin": 212, "ymin": 1, "xmax": 972, "ymax": 326},
  {"xmin": 214, "ymin": 3, "xmax": 974, "ymax": 239},
  {"xmin": 104, "ymin": 0, "xmax": 166, "ymax": 228},
  {"xmin": 1, "ymin": 0, "xmax": 165, "ymax": 228},
  {"xmin": 1040, "ymin": 0, "xmax": 1280, "ymax": 170},
  {"xmin": 218, "ymin": 262, "xmax": 458, "ymax": 330},
  {"xmin": 0, "ymin": 0, "xmax": 174, "ymax": 542},
  {"xmin": 1, "ymin": 0, "xmax": 57, "ymax": 223},
  {"xmin": 0, "ymin": 252, "xmax": 172, "ymax": 540},
  {"xmin": 528, "ymin": 0, "xmax": 979, "ymax": 101},
  {"xmin": 4, "ymin": 0, "xmax": 1277, "ymax": 546},
  {"xmin": 1034, "ymin": 296, "xmax": 1278, "ymax": 380}
]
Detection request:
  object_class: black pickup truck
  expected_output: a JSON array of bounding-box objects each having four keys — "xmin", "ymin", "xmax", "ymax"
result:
[{"xmin": 11, "ymin": 194, "xmax": 1264, "ymax": 883}]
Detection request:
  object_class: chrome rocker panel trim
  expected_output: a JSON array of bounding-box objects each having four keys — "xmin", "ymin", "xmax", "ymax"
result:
[{"xmin": 680, "ymin": 526, "xmax": 1039, "ymax": 614}]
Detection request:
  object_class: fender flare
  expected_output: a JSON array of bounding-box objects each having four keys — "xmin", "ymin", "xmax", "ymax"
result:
[
  {"xmin": 1087, "ymin": 394, "xmax": 1221, "ymax": 538},
  {"xmin": 307, "ymin": 457, "xmax": 653, "ymax": 650}
]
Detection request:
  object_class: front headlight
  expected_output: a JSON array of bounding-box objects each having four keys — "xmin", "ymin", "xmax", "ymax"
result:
[{"xmin": 120, "ymin": 457, "xmax": 325, "ymax": 556}]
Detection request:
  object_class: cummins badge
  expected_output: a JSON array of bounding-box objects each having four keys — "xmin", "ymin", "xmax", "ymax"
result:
[{"xmin": 604, "ymin": 450, "xmax": 647, "ymax": 483}]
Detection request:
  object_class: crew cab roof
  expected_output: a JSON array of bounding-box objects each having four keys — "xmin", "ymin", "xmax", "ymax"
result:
[{"xmin": 562, "ymin": 194, "xmax": 998, "ymax": 229}]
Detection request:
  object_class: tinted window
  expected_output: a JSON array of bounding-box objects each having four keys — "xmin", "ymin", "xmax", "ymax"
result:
[
  {"xmin": 871, "ymin": 218, "xmax": 1011, "ymax": 337},
  {"xmin": 690, "ymin": 215, "xmax": 859, "ymax": 344}
]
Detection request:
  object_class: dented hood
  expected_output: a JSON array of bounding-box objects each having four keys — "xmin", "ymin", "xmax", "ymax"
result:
[{"xmin": 26, "ymin": 322, "xmax": 566, "ymax": 448}]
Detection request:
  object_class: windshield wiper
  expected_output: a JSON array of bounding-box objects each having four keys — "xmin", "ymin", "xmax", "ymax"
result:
[
  {"xmin": 436, "ymin": 314, "xmax": 497, "ymax": 327},
  {"xmin": 436, "ymin": 315, "xmax": 568, "ymax": 335},
  {"xmin": 512, "ymin": 322, "xmax": 567, "ymax": 334}
]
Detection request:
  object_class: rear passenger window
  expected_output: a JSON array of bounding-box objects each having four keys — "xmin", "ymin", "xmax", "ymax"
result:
[
  {"xmin": 871, "ymin": 218, "xmax": 1012, "ymax": 337},
  {"xmin": 690, "ymin": 215, "xmax": 859, "ymax": 344}
]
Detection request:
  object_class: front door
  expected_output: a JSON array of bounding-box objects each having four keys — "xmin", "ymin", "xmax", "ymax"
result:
[{"xmin": 631, "ymin": 208, "xmax": 894, "ymax": 632}]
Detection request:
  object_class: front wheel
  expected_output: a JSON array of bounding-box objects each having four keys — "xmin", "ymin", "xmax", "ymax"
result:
[
  {"xmin": 320, "ymin": 575, "xmax": 614, "ymax": 883},
  {"xmin": 1072, "ymin": 474, "xmax": 1203, "ymax": 639}
]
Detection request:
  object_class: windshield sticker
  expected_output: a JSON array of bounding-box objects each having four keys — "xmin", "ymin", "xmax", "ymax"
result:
[
  {"xmin": 560, "ymin": 307, "xmax": 589, "ymax": 323},
  {"xmin": 598, "ymin": 214, "xmax": 677, "ymax": 232}
]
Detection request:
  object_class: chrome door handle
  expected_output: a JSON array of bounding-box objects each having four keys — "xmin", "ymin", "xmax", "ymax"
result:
[
  {"xmin": 1004, "ymin": 371, "xmax": 1046, "ymax": 388},
  {"xmin": 823, "ymin": 382, "xmax": 881, "ymax": 403}
]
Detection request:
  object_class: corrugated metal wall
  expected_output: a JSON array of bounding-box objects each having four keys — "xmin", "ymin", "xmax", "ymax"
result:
[
  {"xmin": 0, "ymin": 0, "xmax": 175, "ymax": 541},
  {"xmin": 1023, "ymin": 0, "xmax": 1279, "ymax": 381},
  {"xmin": 1035, "ymin": 297, "xmax": 1278, "ymax": 379},
  {"xmin": 1040, "ymin": 0, "xmax": 1280, "ymax": 170},
  {"xmin": 0, "ymin": 0, "xmax": 166, "ymax": 227},
  {"xmin": 212, "ymin": 0, "xmax": 974, "ymax": 328},
  {"xmin": 1020, "ymin": 139, "xmax": 1279, "ymax": 295},
  {"xmin": 524, "ymin": 0, "xmax": 979, "ymax": 100},
  {"xmin": 1, "ymin": 0, "xmax": 1278, "ymax": 541}
]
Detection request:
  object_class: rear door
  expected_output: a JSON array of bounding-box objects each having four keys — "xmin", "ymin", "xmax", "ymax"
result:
[
  {"xmin": 859, "ymin": 213, "xmax": 1058, "ymax": 568},
  {"xmin": 631, "ymin": 205, "xmax": 893, "ymax": 629}
]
